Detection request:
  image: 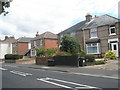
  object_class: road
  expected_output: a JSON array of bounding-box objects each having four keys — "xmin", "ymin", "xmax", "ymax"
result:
[{"xmin": 1, "ymin": 63, "xmax": 119, "ymax": 90}]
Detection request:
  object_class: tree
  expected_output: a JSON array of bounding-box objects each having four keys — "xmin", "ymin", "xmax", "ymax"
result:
[{"xmin": 60, "ymin": 35, "xmax": 81, "ymax": 55}]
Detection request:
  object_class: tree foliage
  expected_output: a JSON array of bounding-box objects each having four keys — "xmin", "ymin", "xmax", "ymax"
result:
[{"xmin": 60, "ymin": 35, "xmax": 81, "ymax": 55}]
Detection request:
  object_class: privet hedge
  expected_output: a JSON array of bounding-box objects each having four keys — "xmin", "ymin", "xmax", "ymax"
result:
[{"xmin": 5, "ymin": 54, "xmax": 23, "ymax": 60}]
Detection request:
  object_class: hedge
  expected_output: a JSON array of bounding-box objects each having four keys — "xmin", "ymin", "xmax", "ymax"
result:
[{"xmin": 5, "ymin": 54, "xmax": 23, "ymax": 60}]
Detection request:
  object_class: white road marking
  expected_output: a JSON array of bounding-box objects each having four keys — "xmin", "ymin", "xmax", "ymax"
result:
[
  {"xmin": 37, "ymin": 78, "xmax": 71, "ymax": 89},
  {"xmin": 37, "ymin": 77, "xmax": 98, "ymax": 89},
  {"xmin": 0, "ymin": 67, "xmax": 7, "ymax": 71},
  {"xmin": 10, "ymin": 70, "xmax": 32, "ymax": 77}
]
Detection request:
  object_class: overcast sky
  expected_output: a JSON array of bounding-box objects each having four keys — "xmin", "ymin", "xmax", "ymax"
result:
[{"xmin": 0, "ymin": 0, "xmax": 119, "ymax": 40}]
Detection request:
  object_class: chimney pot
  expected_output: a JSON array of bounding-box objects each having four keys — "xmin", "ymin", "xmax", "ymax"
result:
[{"xmin": 86, "ymin": 14, "xmax": 92, "ymax": 22}]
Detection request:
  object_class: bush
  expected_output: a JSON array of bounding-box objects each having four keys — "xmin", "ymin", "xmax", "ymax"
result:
[
  {"xmin": 95, "ymin": 60, "xmax": 106, "ymax": 65},
  {"xmin": 85, "ymin": 54, "xmax": 95, "ymax": 62},
  {"xmin": 104, "ymin": 50, "xmax": 117, "ymax": 60},
  {"xmin": 36, "ymin": 48, "xmax": 46, "ymax": 57},
  {"xmin": 55, "ymin": 51, "xmax": 71, "ymax": 56},
  {"xmin": 5, "ymin": 54, "xmax": 23, "ymax": 60},
  {"xmin": 46, "ymin": 48, "xmax": 57, "ymax": 57}
]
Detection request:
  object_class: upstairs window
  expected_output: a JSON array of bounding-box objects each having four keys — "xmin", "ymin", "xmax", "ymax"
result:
[
  {"xmin": 109, "ymin": 25, "xmax": 116, "ymax": 35},
  {"xmin": 90, "ymin": 28, "xmax": 97, "ymax": 38},
  {"xmin": 70, "ymin": 32, "xmax": 76, "ymax": 37},
  {"xmin": 33, "ymin": 41, "xmax": 36, "ymax": 47},
  {"xmin": 40, "ymin": 40, "xmax": 43, "ymax": 47}
]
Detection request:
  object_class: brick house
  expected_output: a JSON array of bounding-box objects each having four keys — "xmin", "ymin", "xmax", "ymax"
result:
[
  {"xmin": 12, "ymin": 37, "xmax": 32, "ymax": 55},
  {"xmin": 0, "ymin": 36, "xmax": 16, "ymax": 59},
  {"xmin": 31, "ymin": 32, "xmax": 58, "ymax": 56},
  {"xmin": 59, "ymin": 14, "xmax": 120, "ymax": 58}
]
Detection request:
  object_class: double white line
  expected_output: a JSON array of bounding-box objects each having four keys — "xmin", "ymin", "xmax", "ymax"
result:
[
  {"xmin": 10, "ymin": 70, "xmax": 32, "ymax": 77},
  {"xmin": 37, "ymin": 77, "xmax": 98, "ymax": 89}
]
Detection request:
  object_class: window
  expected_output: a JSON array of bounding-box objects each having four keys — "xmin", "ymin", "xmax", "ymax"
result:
[
  {"xmin": 33, "ymin": 41, "xmax": 36, "ymax": 47},
  {"xmin": 40, "ymin": 40, "xmax": 43, "ymax": 47},
  {"xmin": 86, "ymin": 43, "xmax": 99, "ymax": 54},
  {"xmin": 90, "ymin": 28, "xmax": 97, "ymax": 38},
  {"xmin": 70, "ymin": 32, "xmax": 76, "ymax": 37},
  {"xmin": 109, "ymin": 25, "xmax": 116, "ymax": 35}
]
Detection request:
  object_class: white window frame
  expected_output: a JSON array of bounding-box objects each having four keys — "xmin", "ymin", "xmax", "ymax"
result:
[
  {"xmin": 33, "ymin": 41, "xmax": 36, "ymax": 48},
  {"xmin": 90, "ymin": 28, "xmax": 98, "ymax": 39},
  {"xmin": 40, "ymin": 40, "xmax": 43, "ymax": 47},
  {"xmin": 70, "ymin": 32, "xmax": 76, "ymax": 37},
  {"xmin": 86, "ymin": 43, "xmax": 99, "ymax": 54},
  {"xmin": 109, "ymin": 25, "xmax": 116, "ymax": 35}
]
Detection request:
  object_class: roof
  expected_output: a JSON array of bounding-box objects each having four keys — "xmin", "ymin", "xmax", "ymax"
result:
[
  {"xmin": 59, "ymin": 21, "xmax": 86, "ymax": 34},
  {"xmin": 59, "ymin": 14, "xmax": 119, "ymax": 34},
  {"xmin": 0, "ymin": 37, "xmax": 16, "ymax": 43},
  {"xmin": 15, "ymin": 37, "xmax": 33, "ymax": 43},
  {"xmin": 84, "ymin": 14, "xmax": 119, "ymax": 29},
  {"xmin": 33, "ymin": 32, "xmax": 58, "ymax": 40}
]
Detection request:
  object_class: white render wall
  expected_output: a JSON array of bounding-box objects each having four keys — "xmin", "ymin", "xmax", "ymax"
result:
[{"xmin": 0, "ymin": 43, "xmax": 12, "ymax": 59}]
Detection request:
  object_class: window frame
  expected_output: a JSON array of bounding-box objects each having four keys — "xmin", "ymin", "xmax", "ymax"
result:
[
  {"xmin": 90, "ymin": 28, "xmax": 98, "ymax": 39},
  {"xmin": 86, "ymin": 43, "xmax": 99, "ymax": 54},
  {"xmin": 109, "ymin": 25, "xmax": 116, "ymax": 35}
]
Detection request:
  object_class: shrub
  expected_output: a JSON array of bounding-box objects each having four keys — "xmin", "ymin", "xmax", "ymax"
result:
[
  {"xmin": 104, "ymin": 50, "xmax": 117, "ymax": 60},
  {"xmin": 95, "ymin": 60, "xmax": 106, "ymax": 65},
  {"xmin": 36, "ymin": 48, "xmax": 46, "ymax": 57},
  {"xmin": 46, "ymin": 48, "xmax": 57, "ymax": 57},
  {"xmin": 79, "ymin": 49, "xmax": 86, "ymax": 56},
  {"xmin": 55, "ymin": 51, "xmax": 71, "ymax": 56},
  {"xmin": 60, "ymin": 35, "xmax": 81, "ymax": 55},
  {"xmin": 5, "ymin": 54, "xmax": 23, "ymax": 60},
  {"xmin": 85, "ymin": 54, "xmax": 96, "ymax": 62}
]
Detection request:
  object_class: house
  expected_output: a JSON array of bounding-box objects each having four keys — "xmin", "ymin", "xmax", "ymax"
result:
[
  {"xmin": 0, "ymin": 36, "xmax": 16, "ymax": 59},
  {"xmin": 12, "ymin": 37, "xmax": 33, "ymax": 56},
  {"xmin": 31, "ymin": 32, "xmax": 58, "ymax": 56},
  {"xmin": 59, "ymin": 14, "xmax": 120, "ymax": 58}
]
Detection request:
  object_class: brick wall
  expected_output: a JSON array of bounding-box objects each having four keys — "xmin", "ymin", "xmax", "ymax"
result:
[
  {"xmin": 44, "ymin": 39, "xmax": 58, "ymax": 48},
  {"xmin": 18, "ymin": 42, "xmax": 28, "ymax": 55}
]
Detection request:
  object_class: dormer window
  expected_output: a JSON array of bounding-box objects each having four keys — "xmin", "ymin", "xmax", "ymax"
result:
[
  {"xmin": 90, "ymin": 28, "xmax": 97, "ymax": 39},
  {"xmin": 109, "ymin": 25, "xmax": 116, "ymax": 35}
]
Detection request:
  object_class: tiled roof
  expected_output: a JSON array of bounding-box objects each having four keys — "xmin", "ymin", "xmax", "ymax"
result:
[
  {"xmin": 15, "ymin": 37, "xmax": 33, "ymax": 43},
  {"xmin": 59, "ymin": 14, "xmax": 119, "ymax": 34},
  {"xmin": 84, "ymin": 14, "xmax": 119, "ymax": 29},
  {"xmin": 33, "ymin": 32, "xmax": 58, "ymax": 40},
  {"xmin": 0, "ymin": 37, "xmax": 16, "ymax": 43}
]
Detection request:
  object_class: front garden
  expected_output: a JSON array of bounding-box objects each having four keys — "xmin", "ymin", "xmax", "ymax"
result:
[{"xmin": 35, "ymin": 35, "xmax": 117, "ymax": 67}]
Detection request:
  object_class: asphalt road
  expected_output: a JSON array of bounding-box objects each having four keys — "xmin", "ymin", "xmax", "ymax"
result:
[{"xmin": 1, "ymin": 63, "xmax": 119, "ymax": 90}]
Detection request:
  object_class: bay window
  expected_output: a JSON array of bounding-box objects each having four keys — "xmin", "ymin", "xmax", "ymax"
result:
[{"xmin": 86, "ymin": 43, "xmax": 99, "ymax": 54}]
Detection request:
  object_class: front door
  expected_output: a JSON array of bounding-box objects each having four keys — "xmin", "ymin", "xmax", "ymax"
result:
[{"xmin": 111, "ymin": 43, "xmax": 118, "ymax": 57}]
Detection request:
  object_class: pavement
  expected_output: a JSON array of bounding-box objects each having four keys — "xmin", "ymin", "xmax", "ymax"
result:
[{"xmin": 2, "ymin": 63, "xmax": 119, "ymax": 79}]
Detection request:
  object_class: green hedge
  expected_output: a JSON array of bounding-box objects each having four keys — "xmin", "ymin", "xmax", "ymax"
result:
[{"xmin": 5, "ymin": 54, "xmax": 23, "ymax": 60}]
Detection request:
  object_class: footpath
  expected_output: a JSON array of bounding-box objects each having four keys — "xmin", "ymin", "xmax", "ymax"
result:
[{"xmin": 3, "ymin": 63, "xmax": 119, "ymax": 79}]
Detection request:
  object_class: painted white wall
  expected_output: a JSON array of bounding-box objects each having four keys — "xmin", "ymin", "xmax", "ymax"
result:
[{"xmin": 0, "ymin": 43, "xmax": 12, "ymax": 59}]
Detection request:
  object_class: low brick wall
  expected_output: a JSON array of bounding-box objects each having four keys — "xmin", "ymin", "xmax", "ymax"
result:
[
  {"xmin": 0, "ymin": 59, "xmax": 4, "ymax": 62},
  {"xmin": 36, "ymin": 57, "xmax": 52, "ymax": 65}
]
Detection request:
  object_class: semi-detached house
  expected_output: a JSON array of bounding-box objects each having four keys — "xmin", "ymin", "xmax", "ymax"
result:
[{"xmin": 59, "ymin": 14, "xmax": 120, "ymax": 58}]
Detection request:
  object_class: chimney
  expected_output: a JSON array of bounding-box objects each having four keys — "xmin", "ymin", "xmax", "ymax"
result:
[
  {"xmin": 85, "ymin": 14, "xmax": 92, "ymax": 22},
  {"xmin": 5, "ymin": 36, "xmax": 8, "ymax": 40},
  {"xmin": 10, "ymin": 35, "xmax": 14, "ymax": 39},
  {"xmin": 36, "ymin": 32, "xmax": 39, "ymax": 37}
]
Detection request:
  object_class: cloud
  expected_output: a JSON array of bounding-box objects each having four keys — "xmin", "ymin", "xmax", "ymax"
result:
[{"xmin": 0, "ymin": 0, "xmax": 119, "ymax": 39}]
